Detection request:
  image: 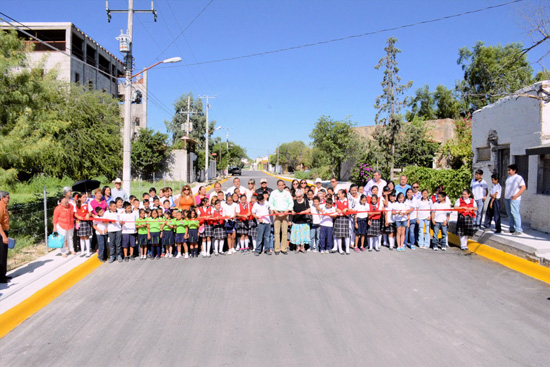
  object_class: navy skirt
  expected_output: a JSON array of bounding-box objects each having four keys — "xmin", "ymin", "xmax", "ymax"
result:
[
  {"xmin": 187, "ymin": 228, "xmax": 199, "ymax": 243},
  {"xmin": 355, "ymin": 218, "xmax": 367, "ymax": 235},
  {"xmin": 224, "ymin": 220, "xmax": 236, "ymax": 234},
  {"xmin": 175, "ymin": 232, "xmax": 186, "ymax": 243},
  {"xmin": 138, "ymin": 233, "xmax": 148, "ymax": 246},
  {"xmin": 162, "ymin": 230, "xmax": 174, "ymax": 246},
  {"xmin": 149, "ymin": 231, "xmax": 160, "ymax": 245}
]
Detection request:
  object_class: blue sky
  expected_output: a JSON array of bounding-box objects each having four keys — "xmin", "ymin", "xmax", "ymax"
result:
[{"xmin": 2, "ymin": 0, "xmax": 547, "ymax": 158}]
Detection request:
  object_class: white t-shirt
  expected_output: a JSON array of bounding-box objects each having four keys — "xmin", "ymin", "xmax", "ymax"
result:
[
  {"xmin": 319, "ymin": 205, "xmax": 336, "ymax": 227},
  {"xmin": 160, "ymin": 196, "xmax": 175, "ymax": 207},
  {"xmin": 405, "ymin": 198, "xmax": 419, "ymax": 220},
  {"xmin": 310, "ymin": 202, "xmax": 322, "ymax": 225},
  {"xmin": 432, "ymin": 202, "xmax": 452, "ymax": 223},
  {"xmin": 505, "ymin": 174, "xmax": 526, "ymax": 200},
  {"xmin": 120, "ymin": 211, "xmax": 138, "ymax": 234},
  {"xmin": 454, "ymin": 198, "xmax": 477, "ymax": 208},
  {"xmin": 366, "ymin": 179, "xmax": 387, "ymax": 196},
  {"xmin": 104, "ymin": 211, "xmax": 121, "ymax": 232},
  {"xmin": 226, "ymin": 185, "xmax": 247, "ymax": 196},
  {"xmin": 417, "ymin": 199, "xmax": 432, "ymax": 220},
  {"xmin": 471, "ymin": 179, "xmax": 488, "ymax": 200},
  {"xmin": 392, "ymin": 202, "xmax": 409, "ymax": 222},
  {"xmin": 222, "ymin": 202, "xmax": 238, "ymax": 219},
  {"xmin": 355, "ymin": 203, "xmax": 369, "ymax": 219},
  {"xmin": 93, "ymin": 218, "xmax": 108, "ymax": 235},
  {"xmin": 251, "ymin": 201, "xmax": 271, "ymax": 224},
  {"xmin": 386, "ymin": 202, "xmax": 396, "ymax": 224},
  {"xmin": 490, "ymin": 183, "xmax": 502, "ymax": 199}
]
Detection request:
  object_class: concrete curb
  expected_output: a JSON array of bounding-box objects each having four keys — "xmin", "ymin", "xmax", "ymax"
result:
[
  {"xmin": 448, "ymin": 233, "xmax": 550, "ymax": 285},
  {"xmin": 0, "ymin": 254, "xmax": 103, "ymax": 339},
  {"xmin": 262, "ymin": 170, "xmax": 293, "ymax": 182}
]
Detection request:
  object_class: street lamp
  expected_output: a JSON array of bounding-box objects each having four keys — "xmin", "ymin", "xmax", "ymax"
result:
[
  {"xmin": 205, "ymin": 125, "xmax": 222, "ymax": 181},
  {"xmin": 122, "ymin": 56, "xmax": 181, "ymax": 193}
]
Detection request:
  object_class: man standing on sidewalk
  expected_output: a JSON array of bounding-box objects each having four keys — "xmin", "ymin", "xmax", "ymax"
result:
[
  {"xmin": 111, "ymin": 178, "xmax": 128, "ymax": 202},
  {"xmin": 470, "ymin": 169, "xmax": 488, "ymax": 229},
  {"xmin": 269, "ymin": 180, "xmax": 294, "ymax": 255},
  {"xmin": 504, "ymin": 164, "xmax": 526, "ymax": 236},
  {"xmin": 0, "ymin": 191, "xmax": 11, "ymax": 283}
]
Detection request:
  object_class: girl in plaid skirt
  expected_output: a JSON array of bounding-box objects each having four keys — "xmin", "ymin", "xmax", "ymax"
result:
[
  {"xmin": 212, "ymin": 200, "xmax": 227, "ymax": 256},
  {"xmin": 197, "ymin": 198, "xmax": 213, "ymax": 257},
  {"xmin": 74, "ymin": 194, "xmax": 92, "ymax": 257},
  {"xmin": 334, "ymin": 189, "xmax": 351, "ymax": 255},
  {"xmin": 236, "ymin": 195, "xmax": 251, "ymax": 252},
  {"xmin": 383, "ymin": 191, "xmax": 397, "ymax": 250},
  {"xmin": 454, "ymin": 189, "xmax": 477, "ymax": 251},
  {"xmin": 367, "ymin": 194, "xmax": 383, "ymax": 252}
]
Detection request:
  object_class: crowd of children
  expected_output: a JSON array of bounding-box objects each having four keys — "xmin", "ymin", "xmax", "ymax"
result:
[{"xmin": 56, "ymin": 170, "xmax": 501, "ymax": 262}]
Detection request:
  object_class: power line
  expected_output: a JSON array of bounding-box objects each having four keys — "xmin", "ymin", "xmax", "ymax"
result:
[
  {"xmin": 151, "ymin": 0, "xmax": 215, "ymax": 63},
  {"xmin": 165, "ymin": 0, "xmax": 523, "ymax": 68}
]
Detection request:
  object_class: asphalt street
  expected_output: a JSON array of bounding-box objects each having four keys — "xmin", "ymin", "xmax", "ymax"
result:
[{"xmin": 0, "ymin": 170, "xmax": 549, "ymax": 367}]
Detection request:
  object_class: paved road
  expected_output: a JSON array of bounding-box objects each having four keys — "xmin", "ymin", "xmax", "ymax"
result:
[{"xmin": 1, "ymin": 170, "xmax": 549, "ymax": 366}]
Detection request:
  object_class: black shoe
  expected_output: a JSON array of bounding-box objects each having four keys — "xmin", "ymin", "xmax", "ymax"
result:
[
  {"xmin": 5, "ymin": 275, "xmax": 12, "ymax": 280},
  {"xmin": 124, "ymin": 257, "xmax": 129, "ymax": 262},
  {"xmin": 281, "ymin": 251, "xmax": 288, "ymax": 255},
  {"xmin": 267, "ymin": 251, "xmax": 272, "ymax": 255},
  {"xmin": 254, "ymin": 252, "xmax": 260, "ymax": 256},
  {"xmin": 0, "ymin": 278, "xmax": 9, "ymax": 284},
  {"xmin": 494, "ymin": 231, "xmax": 501, "ymax": 234},
  {"xmin": 274, "ymin": 251, "xmax": 280, "ymax": 255}
]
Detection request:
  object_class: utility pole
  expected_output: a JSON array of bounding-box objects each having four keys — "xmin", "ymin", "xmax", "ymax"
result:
[
  {"xmin": 179, "ymin": 95, "xmax": 196, "ymax": 136},
  {"xmin": 199, "ymin": 95, "xmax": 216, "ymax": 181},
  {"xmin": 107, "ymin": 0, "xmax": 157, "ymax": 194}
]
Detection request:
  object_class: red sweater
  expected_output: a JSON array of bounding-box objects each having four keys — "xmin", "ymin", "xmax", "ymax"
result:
[{"xmin": 53, "ymin": 203, "xmax": 75, "ymax": 230}]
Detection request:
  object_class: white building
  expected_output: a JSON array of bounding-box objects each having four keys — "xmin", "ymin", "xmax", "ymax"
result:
[{"xmin": 472, "ymin": 81, "xmax": 550, "ymax": 233}]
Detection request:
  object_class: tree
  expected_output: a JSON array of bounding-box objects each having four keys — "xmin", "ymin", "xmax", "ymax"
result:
[
  {"xmin": 268, "ymin": 141, "xmax": 310, "ymax": 173},
  {"xmin": 310, "ymin": 116, "xmax": 361, "ymax": 179},
  {"xmin": 373, "ymin": 37, "xmax": 413, "ymax": 179},
  {"xmin": 456, "ymin": 41, "xmax": 534, "ymax": 111},
  {"xmin": 395, "ymin": 117, "xmax": 440, "ymax": 168},
  {"xmin": 406, "ymin": 85, "xmax": 436, "ymax": 121},
  {"xmin": 212, "ymin": 138, "xmax": 248, "ymax": 170},
  {"xmin": 441, "ymin": 116, "xmax": 473, "ymax": 170},
  {"xmin": 165, "ymin": 92, "xmax": 218, "ymax": 173},
  {"xmin": 131, "ymin": 128, "xmax": 170, "ymax": 177},
  {"xmin": 433, "ymin": 85, "xmax": 462, "ymax": 119},
  {"xmin": 0, "ymin": 30, "xmax": 122, "ymax": 182}
]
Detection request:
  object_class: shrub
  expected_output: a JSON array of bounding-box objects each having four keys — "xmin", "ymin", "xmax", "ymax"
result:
[
  {"xmin": 294, "ymin": 171, "xmax": 312, "ymax": 180},
  {"xmin": 351, "ymin": 163, "xmax": 374, "ymax": 186},
  {"xmin": 403, "ymin": 165, "xmax": 471, "ymax": 201}
]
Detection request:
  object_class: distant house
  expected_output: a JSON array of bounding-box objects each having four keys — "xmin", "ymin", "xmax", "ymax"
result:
[
  {"xmin": 341, "ymin": 119, "xmax": 457, "ymax": 179},
  {"xmin": 472, "ymin": 81, "xmax": 550, "ymax": 233}
]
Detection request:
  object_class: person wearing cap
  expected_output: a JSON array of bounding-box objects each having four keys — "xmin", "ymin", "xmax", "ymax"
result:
[
  {"xmin": 255, "ymin": 178, "xmax": 273, "ymax": 195},
  {"xmin": 313, "ymin": 178, "xmax": 324, "ymax": 195},
  {"xmin": 111, "ymin": 178, "xmax": 128, "ymax": 202},
  {"xmin": 0, "ymin": 191, "xmax": 11, "ymax": 283}
]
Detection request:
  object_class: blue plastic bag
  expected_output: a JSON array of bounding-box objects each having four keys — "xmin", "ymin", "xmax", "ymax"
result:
[
  {"xmin": 7, "ymin": 238, "xmax": 16, "ymax": 249},
  {"xmin": 48, "ymin": 232, "xmax": 65, "ymax": 249}
]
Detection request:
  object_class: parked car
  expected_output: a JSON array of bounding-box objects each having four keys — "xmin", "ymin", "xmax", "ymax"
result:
[{"xmin": 229, "ymin": 167, "xmax": 242, "ymax": 175}]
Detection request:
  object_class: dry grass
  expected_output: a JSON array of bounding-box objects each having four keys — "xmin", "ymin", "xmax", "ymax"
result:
[{"xmin": 8, "ymin": 243, "xmax": 51, "ymax": 272}]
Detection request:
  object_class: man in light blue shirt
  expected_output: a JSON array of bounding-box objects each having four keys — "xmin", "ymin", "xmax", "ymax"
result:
[
  {"xmin": 395, "ymin": 175, "xmax": 411, "ymax": 196},
  {"xmin": 269, "ymin": 180, "xmax": 294, "ymax": 254}
]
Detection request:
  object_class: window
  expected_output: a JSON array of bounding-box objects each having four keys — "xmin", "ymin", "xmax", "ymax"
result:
[
  {"xmin": 74, "ymin": 72, "xmax": 80, "ymax": 84},
  {"xmin": 538, "ymin": 154, "xmax": 550, "ymax": 195},
  {"xmin": 477, "ymin": 147, "xmax": 491, "ymax": 162},
  {"xmin": 515, "ymin": 155, "xmax": 529, "ymax": 187}
]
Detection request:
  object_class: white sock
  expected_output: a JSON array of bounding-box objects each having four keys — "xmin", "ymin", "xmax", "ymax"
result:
[
  {"xmin": 460, "ymin": 236, "xmax": 468, "ymax": 249},
  {"xmin": 389, "ymin": 237, "xmax": 395, "ymax": 249},
  {"xmin": 375, "ymin": 236, "xmax": 381, "ymax": 250},
  {"xmin": 80, "ymin": 239, "xmax": 85, "ymax": 252},
  {"xmin": 337, "ymin": 238, "xmax": 343, "ymax": 253},
  {"xmin": 368, "ymin": 237, "xmax": 373, "ymax": 250},
  {"xmin": 240, "ymin": 239, "xmax": 245, "ymax": 249},
  {"xmin": 345, "ymin": 237, "xmax": 350, "ymax": 252},
  {"xmin": 206, "ymin": 241, "xmax": 212, "ymax": 254},
  {"xmin": 215, "ymin": 240, "xmax": 220, "ymax": 253},
  {"xmin": 332, "ymin": 237, "xmax": 338, "ymax": 251},
  {"xmin": 85, "ymin": 239, "xmax": 90, "ymax": 254}
]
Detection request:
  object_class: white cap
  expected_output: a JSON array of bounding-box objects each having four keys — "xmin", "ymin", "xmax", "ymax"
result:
[
  {"xmin": 113, "ymin": 178, "xmax": 122, "ymax": 184},
  {"xmin": 260, "ymin": 178, "xmax": 268, "ymax": 183},
  {"xmin": 315, "ymin": 178, "xmax": 322, "ymax": 183}
]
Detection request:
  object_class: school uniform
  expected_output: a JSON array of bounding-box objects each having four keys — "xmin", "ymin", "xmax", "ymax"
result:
[
  {"xmin": 309, "ymin": 201, "xmax": 322, "ymax": 251},
  {"xmin": 471, "ymin": 178, "xmax": 488, "ymax": 226},
  {"xmin": 198, "ymin": 206, "xmax": 214, "ymax": 238},
  {"xmin": 355, "ymin": 203, "xmax": 368, "ymax": 235},
  {"xmin": 247, "ymin": 202, "xmax": 258, "ymax": 240},
  {"xmin": 186, "ymin": 219, "xmax": 200, "ymax": 243},
  {"xmin": 319, "ymin": 205, "xmax": 336, "ymax": 252},
  {"xmin": 252, "ymin": 201, "xmax": 271, "ymax": 253},
  {"xmin": 104, "ymin": 210, "xmax": 122, "ymax": 261},
  {"xmin": 174, "ymin": 219, "xmax": 186, "ymax": 243},
  {"xmin": 222, "ymin": 202, "xmax": 237, "ymax": 234},
  {"xmin": 212, "ymin": 208, "xmax": 227, "ymax": 240},
  {"xmin": 75, "ymin": 205, "xmax": 93, "ymax": 238},
  {"xmin": 237, "ymin": 203, "xmax": 251, "ymax": 235},
  {"xmin": 383, "ymin": 201, "xmax": 397, "ymax": 234},
  {"xmin": 455, "ymin": 198, "xmax": 477, "ymax": 237},
  {"xmin": 483, "ymin": 183, "xmax": 502, "ymax": 232},
  {"xmin": 405, "ymin": 198, "xmax": 419, "ymax": 247},
  {"xmin": 93, "ymin": 217, "xmax": 108, "ymax": 260},
  {"xmin": 333, "ymin": 198, "xmax": 350, "ymax": 238},
  {"xmin": 431, "ymin": 201, "xmax": 451, "ymax": 249},
  {"xmin": 120, "ymin": 211, "xmax": 138, "ymax": 249},
  {"xmin": 136, "ymin": 218, "xmax": 149, "ymax": 246},
  {"xmin": 161, "ymin": 218, "xmax": 175, "ymax": 246},
  {"xmin": 417, "ymin": 199, "xmax": 432, "ymax": 248},
  {"xmin": 367, "ymin": 201, "xmax": 383, "ymax": 237}
]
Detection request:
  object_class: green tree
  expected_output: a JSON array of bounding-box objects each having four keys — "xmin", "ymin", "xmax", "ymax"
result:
[
  {"xmin": 406, "ymin": 84, "xmax": 462, "ymax": 121},
  {"xmin": 268, "ymin": 141, "xmax": 310, "ymax": 173},
  {"xmin": 457, "ymin": 41, "xmax": 534, "ymax": 111},
  {"xmin": 310, "ymin": 116, "xmax": 361, "ymax": 179},
  {"xmin": 433, "ymin": 85, "xmax": 462, "ymax": 119},
  {"xmin": 131, "ymin": 128, "xmax": 170, "ymax": 176},
  {"xmin": 395, "ymin": 117, "xmax": 440, "ymax": 168},
  {"xmin": 213, "ymin": 138, "xmax": 248, "ymax": 170},
  {"xmin": 374, "ymin": 36, "xmax": 413, "ymax": 179},
  {"xmin": 441, "ymin": 116, "xmax": 473, "ymax": 170},
  {"xmin": 0, "ymin": 30, "xmax": 122, "ymax": 181}
]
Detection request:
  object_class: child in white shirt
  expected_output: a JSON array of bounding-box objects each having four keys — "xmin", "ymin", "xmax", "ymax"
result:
[{"xmin": 431, "ymin": 192, "xmax": 451, "ymax": 251}]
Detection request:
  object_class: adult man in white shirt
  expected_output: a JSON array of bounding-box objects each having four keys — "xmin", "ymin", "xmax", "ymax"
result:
[
  {"xmin": 470, "ymin": 169, "xmax": 488, "ymax": 229},
  {"xmin": 269, "ymin": 180, "xmax": 294, "ymax": 254},
  {"xmin": 226, "ymin": 177, "xmax": 247, "ymax": 196},
  {"xmin": 365, "ymin": 170, "xmax": 387, "ymax": 196},
  {"xmin": 111, "ymin": 178, "xmax": 128, "ymax": 202},
  {"xmin": 504, "ymin": 164, "xmax": 526, "ymax": 236}
]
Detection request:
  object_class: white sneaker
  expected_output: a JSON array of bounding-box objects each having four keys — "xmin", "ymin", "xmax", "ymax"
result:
[
  {"xmin": 206, "ymin": 253, "xmax": 211, "ymax": 257},
  {"xmin": 184, "ymin": 253, "xmax": 189, "ymax": 259},
  {"xmin": 176, "ymin": 253, "xmax": 181, "ymax": 259},
  {"xmin": 312, "ymin": 249, "xmax": 318, "ymax": 253},
  {"xmin": 200, "ymin": 251, "xmax": 205, "ymax": 257},
  {"xmin": 232, "ymin": 248, "xmax": 237, "ymax": 254},
  {"xmin": 307, "ymin": 248, "xmax": 311, "ymax": 252}
]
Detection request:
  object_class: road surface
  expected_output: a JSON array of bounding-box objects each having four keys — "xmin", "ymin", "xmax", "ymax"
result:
[{"xmin": 1, "ymin": 170, "xmax": 549, "ymax": 366}]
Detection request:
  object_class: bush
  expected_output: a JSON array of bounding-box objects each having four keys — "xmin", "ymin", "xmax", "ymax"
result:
[
  {"xmin": 309, "ymin": 166, "xmax": 333, "ymax": 180},
  {"xmin": 403, "ymin": 165, "xmax": 471, "ymax": 201},
  {"xmin": 294, "ymin": 171, "xmax": 312, "ymax": 180},
  {"xmin": 351, "ymin": 162, "xmax": 374, "ymax": 186}
]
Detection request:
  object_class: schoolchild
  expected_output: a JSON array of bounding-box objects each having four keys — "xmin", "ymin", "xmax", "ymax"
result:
[
  {"xmin": 392, "ymin": 193, "xmax": 410, "ymax": 252},
  {"xmin": 115, "ymin": 197, "xmax": 124, "ymax": 214},
  {"xmin": 404, "ymin": 188, "xmax": 418, "ymax": 250},
  {"xmin": 212, "ymin": 200, "xmax": 227, "ymax": 256},
  {"xmin": 92, "ymin": 207, "xmax": 108, "ymax": 262},
  {"xmin": 147, "ymin": 208, "xmax": 162, "ymax": 259},
  {"xmin": 431, "ymin": 192, "xmax": 452, "ymax": 251},
  {"xmin": 223, "ymin": 194, "xmax": 238, "ymax": 254},
  {"xmin": 185, "ymin": 209, "xmax": 200, "ymax": 258},
  {"xmin": 198, "ymin": 197, "xmax": 213, "ymax": 257},
  {"xmin": 366, "ymin": 194, "xmax": 383, "ymax": 252},
  {"xmin": 75, "ymin": 195, "xmax": 92, "ymax": 257},
  {"xmin": 136, "ymin": 209, "xmax": 149, "ymax": 259},
  {"xmin": 334, "ymin": 189, "xmax": 351, "ymax": 255},
  {"xmin": 309, "ymin": 196, "xmax": 322, "ymax": 252},
  {"xmin": 454, "ymin": 189, "xmax": 477, "ymax": 251},
  {"xmin": 248, "ymin": 194, "xmax": 258, "ymax": 251},
  {"xmin": 105, "ymin": 201, "xmax": 122, "ymax": 263},
  {"xmin": 318, "ymin": 198, "xmax": 336, "ymax": 253},
  {"xmin": 417, "ymin": 189, "xmax": 432, "ymax": 249},
  {"xmin": 354, "ymin": 194, "xmax": 369, "ymax": 251},
  {"xmin": 161, "ymin": 210, "xmax": 175, "ymax": 258},
  {"xmin": 384, "ymin": 191, "xmax": 397, "ymax": 250},
  {"xmin": 174, "ymin": 210, "xmax": 187, "ymax": 258},
  {"xmin": 483, "ymin": 174, "xmax": 502, "ymax": 233},
  {"xmin": 236, "ymin": 195, "xmax": 251, "ymax": 253},
  {"xmin": 120, "ymin": 202, "xmax": 138, "ymax": 261}
]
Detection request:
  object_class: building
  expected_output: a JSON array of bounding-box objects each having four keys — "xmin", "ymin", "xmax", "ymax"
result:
[
  {"xmin": 1, "ymin": 22, "xmax": 147, "ymax": 136},
  {"xmin": 472, "ymin": 81, "xmax": 550, "ymax": 233}
]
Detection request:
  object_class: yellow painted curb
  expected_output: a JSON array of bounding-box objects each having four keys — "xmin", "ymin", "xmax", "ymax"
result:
[
  {"xmin": 262, "ymin": 170, "xmax": 293, "ymax": 182},
  {"xmin": 0, "ymin": 255, "xmax": 103, "ymax": 339},
  {"xmin": 448, "ymin": 233, "xmax": 550, "ymax": 285},
  {"xmin": 204, "ymin": 176, "xmax": 232, "ymax": 194}
]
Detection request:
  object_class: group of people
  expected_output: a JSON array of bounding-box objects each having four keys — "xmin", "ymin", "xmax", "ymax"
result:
[{"xmin": 47, "ymin": 163, "xmax": 526, "ymax": 263}]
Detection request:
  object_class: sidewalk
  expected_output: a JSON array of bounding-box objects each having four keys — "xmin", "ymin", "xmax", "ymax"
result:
[{"xmin": 0, "ymin": 249, "xmax": 93, "ymax": 315}]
